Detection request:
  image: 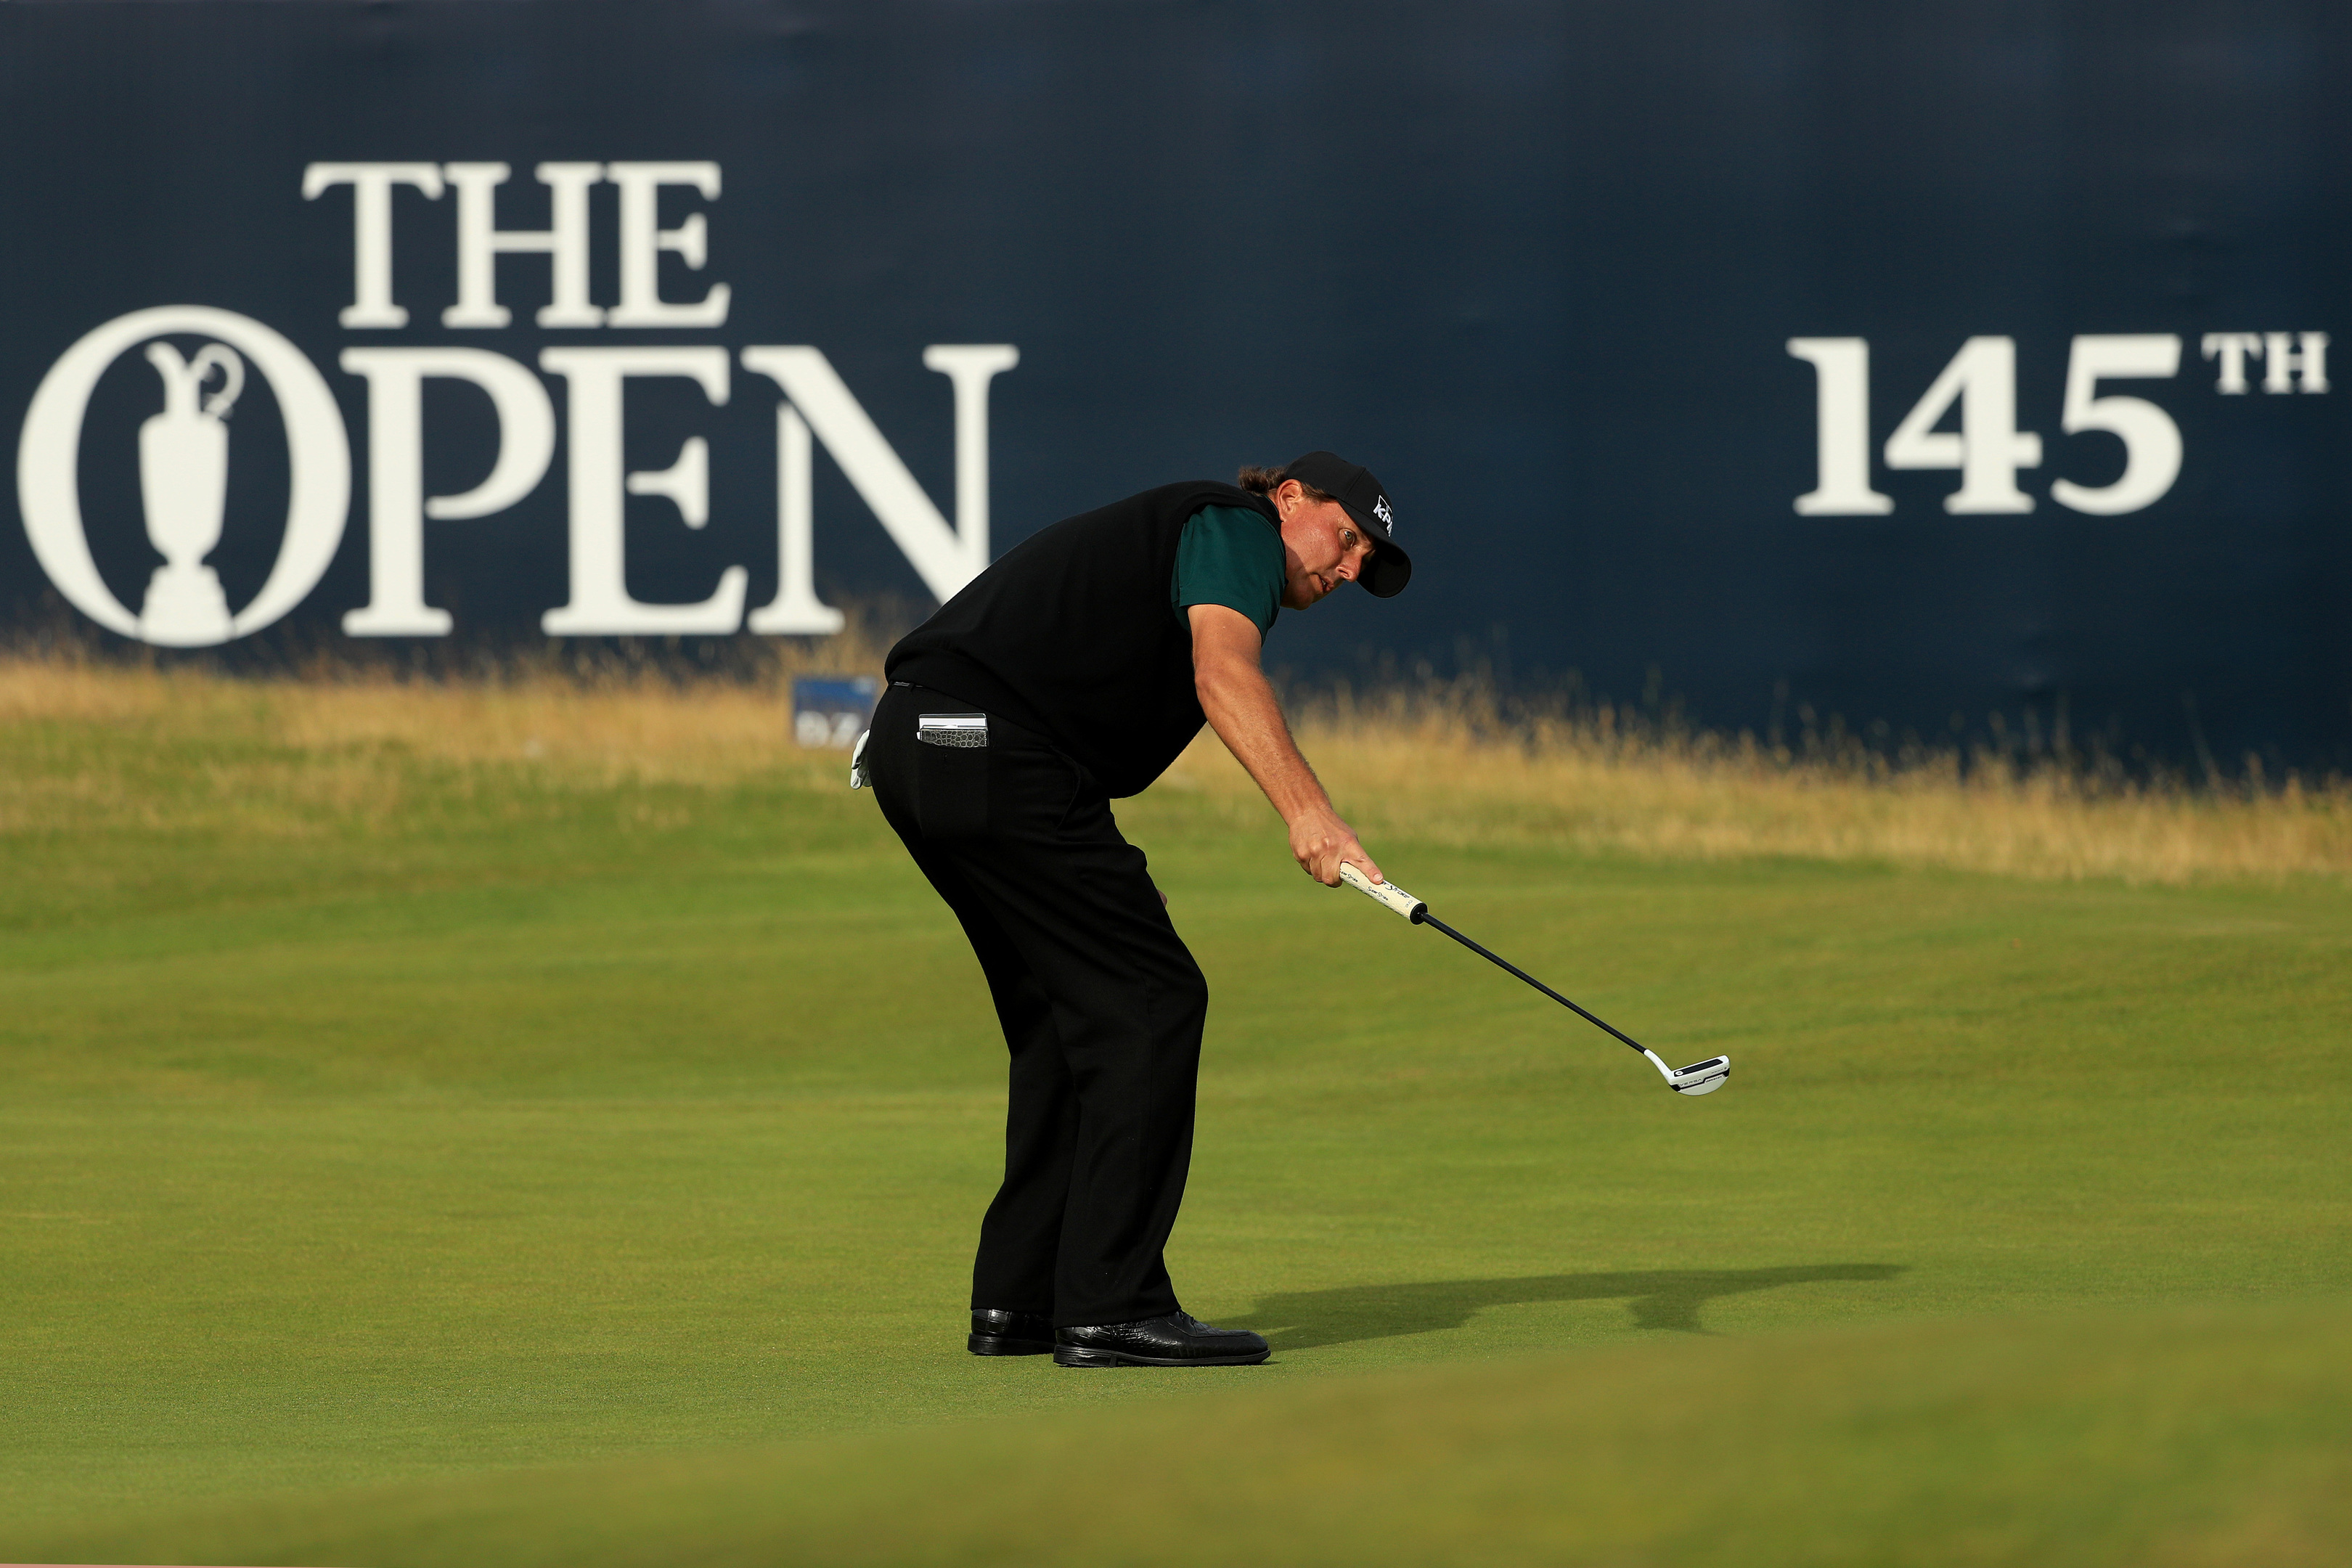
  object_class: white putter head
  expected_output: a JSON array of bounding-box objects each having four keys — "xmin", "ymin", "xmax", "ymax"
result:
[{"xmin": 1645, "ymin": 1050, "xmax": 1731, "ymax": 1095}]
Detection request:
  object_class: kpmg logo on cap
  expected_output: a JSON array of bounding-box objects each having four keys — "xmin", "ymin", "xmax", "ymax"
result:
[{"xmin": 1373, "ymin": 496, "xmax": 1394, "ymax": 531}]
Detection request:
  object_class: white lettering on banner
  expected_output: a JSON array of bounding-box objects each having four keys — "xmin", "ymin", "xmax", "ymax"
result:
[
  {"xmin": 740, "ymin": 343, "xmax": 1019, "ymax": 606},
  {"xmin": 750, "ymin": 403, "xmax": 843, "ymax": 634},
  {"xmin": 17, "ymin": 306, "xmax": 351, "ymax": 645},
  {"xmin": 2262, "ymin": 333, "xmax": 2300, "ymax": 394},
  {"xmin": 1787, "ymin": 338, "xmax": 1893, "ymax": 515},
  {"xmin": 444, "ymin": 162, "xmax": 606, "ymax": 330},
  {"xmin": 2261, "ymin": 331, "xmax": 2329, "ymax": 394},
  {"xmin": 2048, "ymin": 335, "xmax": 2183, "ymax": 515},
  {"xmin": 607, "ymin": 162, "xmax": 730, "ymax": 328},
  {"xmin": 626, "ymin": 436, "xmax": 710, "ymax": 526},
  {"xmin": 1786, "ymin": 332, "xmax": 2277, "ymax": 517},
  {"xmin": 339, "ymin": 348, "xmax": 558, "ymax": 636},
  {"xmin": 2199, "ymin": 332, "xmax": 2330, "ymax": 394},
  {"xmin": 1883, "ymin": 336, "xmax": 2042, "ymax": 515},
  {"xmin": 2200, "ymin": 332, "xmax": 2263, "ymax": 394},
  {"xmin": 301, "ymin": 163, "xmax": 446, "ymax": 329},
  {"xmin": 309, "ymin": 160, "xmax": 734, "ymax": 332},
  {"xmin": 12, "ymin": 159, "xmax": 1021, "ymax": 647},
  {"xmin": 538, "ymin": 346, "xmax": 744, "ymax": 635}
]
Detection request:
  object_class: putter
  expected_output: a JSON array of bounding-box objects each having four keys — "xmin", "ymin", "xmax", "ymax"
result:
[{"xmin": 1339, "ymin": 863, "xmax": 1730, "ymax": 1096}]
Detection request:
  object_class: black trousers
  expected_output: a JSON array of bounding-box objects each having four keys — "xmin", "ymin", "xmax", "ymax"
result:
[{"xmin": 867, "ymin": 682, "xmax": 1208, "ymax": 1327}]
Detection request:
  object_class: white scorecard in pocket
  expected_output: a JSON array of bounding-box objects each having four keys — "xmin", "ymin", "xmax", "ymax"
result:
[{"xmin": 918, "ymin": 713, "xmax": 989, "ymax": 748}]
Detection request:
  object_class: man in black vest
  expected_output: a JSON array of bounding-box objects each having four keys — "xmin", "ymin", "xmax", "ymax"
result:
[{"xmin": 863, "ymin": 452, "xmax": 1410, "ymax": 1368}]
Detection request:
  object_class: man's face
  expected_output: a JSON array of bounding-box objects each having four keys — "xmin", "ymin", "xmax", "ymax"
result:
[{"xmin": 1275, "ymin": 483, "xmax": 1378, "ymax": 610}]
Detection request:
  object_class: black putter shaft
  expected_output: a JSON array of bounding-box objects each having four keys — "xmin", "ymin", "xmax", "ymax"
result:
[{"xmin": 1416, "ymin": 912, "xmax": 1652, "ymax": 1060}]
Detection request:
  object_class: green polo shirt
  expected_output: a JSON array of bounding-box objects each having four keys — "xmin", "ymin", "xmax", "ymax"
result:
[{"xmin": 1170, "ymin": 505, "xmax": 1284, "ymax": 638}]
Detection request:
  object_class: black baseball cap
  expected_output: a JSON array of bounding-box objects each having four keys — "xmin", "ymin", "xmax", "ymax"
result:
[{"xmin": 1285, "ymin": 450, "xmax": 1412, "ymax": 597}]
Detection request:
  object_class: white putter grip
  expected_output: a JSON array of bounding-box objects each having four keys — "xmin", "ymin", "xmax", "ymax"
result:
[{"xmin": 1339, "ymin": 862, "xmax": 1426, "ymax": 922}]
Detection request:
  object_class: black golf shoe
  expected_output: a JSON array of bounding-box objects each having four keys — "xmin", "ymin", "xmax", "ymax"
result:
[
  {"xmin": 968, "ymin": 1308, "xmax": 1056, "ymax": 1356},
  {"xmin": 1053, "ymin": 1311, "xmax": 1270, "ymax": 1368}
]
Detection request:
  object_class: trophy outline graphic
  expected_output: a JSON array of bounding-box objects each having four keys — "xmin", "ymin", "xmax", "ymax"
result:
[
  {"xmin": 17, "ymin": 304, "xmax": 351, "ymax": 648},
  {"xmin": 136, "ymin": 340, "xmax": 245, "ymax": 645}
]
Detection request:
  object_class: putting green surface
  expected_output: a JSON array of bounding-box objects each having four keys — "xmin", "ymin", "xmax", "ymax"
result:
[
  {"xmin": 3, "ymin": 726, "xmax": 2348, "ymax": 1559},
  {"xmin": 25, "ymin": 1304, "xmax": 2352, "ymax": 1567}
]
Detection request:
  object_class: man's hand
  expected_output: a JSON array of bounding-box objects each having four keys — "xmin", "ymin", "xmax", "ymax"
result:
[
  {"xmin": 1190, "ymin": 603, "xmax": 1384, "ymax": 888},
  {"xmin": 1287, "ymin": 804, "xmax": 1381, "ymax": 888}
]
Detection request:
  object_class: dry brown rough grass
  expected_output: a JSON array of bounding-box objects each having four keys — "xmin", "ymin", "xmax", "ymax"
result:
[
  {"xmin": 1158, "ymin": 687, "xmax": 2352, "ymax": 886},
  {"xmin": 3, "ymin": 656, "xmax": 2346, "ymax": 884}
]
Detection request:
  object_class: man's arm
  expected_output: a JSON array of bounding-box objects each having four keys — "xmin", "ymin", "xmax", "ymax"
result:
[{"xmin": 1189, "ymin": 603, "xmax": 1382, "ymax": 886}]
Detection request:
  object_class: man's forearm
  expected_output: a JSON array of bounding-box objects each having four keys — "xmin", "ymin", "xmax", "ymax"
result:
[
  {"xmin": 1196, "ymin": 656, "xmax": 1331, "ymax": 824},
  {"xmin": 1188, "ymin": 603, "xmax": 1379, "ymax": 884}
]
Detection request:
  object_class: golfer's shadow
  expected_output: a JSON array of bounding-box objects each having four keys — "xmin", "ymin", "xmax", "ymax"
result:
[{"xmin": 1230, "ymin": 1264, "xmax": 1907, "ymax": 1349}]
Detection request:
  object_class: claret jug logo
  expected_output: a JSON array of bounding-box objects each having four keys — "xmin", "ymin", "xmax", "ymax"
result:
[
  {"xmin": 136, "ymin": 341, "xmax": 245, "ymax": 644},
  {"xmin": 18, "ymin": 306, "xmax": 351, "ymax": 648},
  {"xmin": 15, "ymin": 159, "xmax": 1016, "ymax": 648}
]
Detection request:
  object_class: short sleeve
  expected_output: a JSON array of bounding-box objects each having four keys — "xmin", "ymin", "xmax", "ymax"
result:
[{"xmin": 1171, "ymin": 505, "xmax": 1285, "ymax": 638}]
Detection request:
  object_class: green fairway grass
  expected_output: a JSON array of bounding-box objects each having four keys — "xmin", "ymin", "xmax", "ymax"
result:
[
  {"xmin": 3, "ymin": 682, "xmax": 2348, "ymax": 1556},
  {"xmin": 24, "ymin": 1303, "xmax": 2351, "ymax": 1567}
]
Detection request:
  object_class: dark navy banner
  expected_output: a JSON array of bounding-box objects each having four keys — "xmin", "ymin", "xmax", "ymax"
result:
[{"xmin": 4, "ymin": 1, "xmax": 2346, "ymax": 769}]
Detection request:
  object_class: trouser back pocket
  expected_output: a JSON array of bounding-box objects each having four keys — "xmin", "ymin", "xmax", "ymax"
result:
[{"xmin": 915, "ymin": 712, "xmax": 989, "ymax": 838}]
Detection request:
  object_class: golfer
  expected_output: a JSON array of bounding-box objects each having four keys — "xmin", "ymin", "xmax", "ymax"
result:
[{"xmin": 861, "ymin": 452, "xmax": 1410, "ymax": 1368}]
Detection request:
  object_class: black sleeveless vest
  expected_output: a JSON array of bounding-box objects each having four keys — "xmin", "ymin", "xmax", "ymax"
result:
[{"xmin": 886, "ymin": 480, "xmax": 1281, "ymax": 799}]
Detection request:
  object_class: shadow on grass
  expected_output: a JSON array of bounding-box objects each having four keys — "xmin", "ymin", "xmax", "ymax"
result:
[{"xmin": 1231, "ymin": 1264, "xmax": 1908, "ymax": 1349}]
